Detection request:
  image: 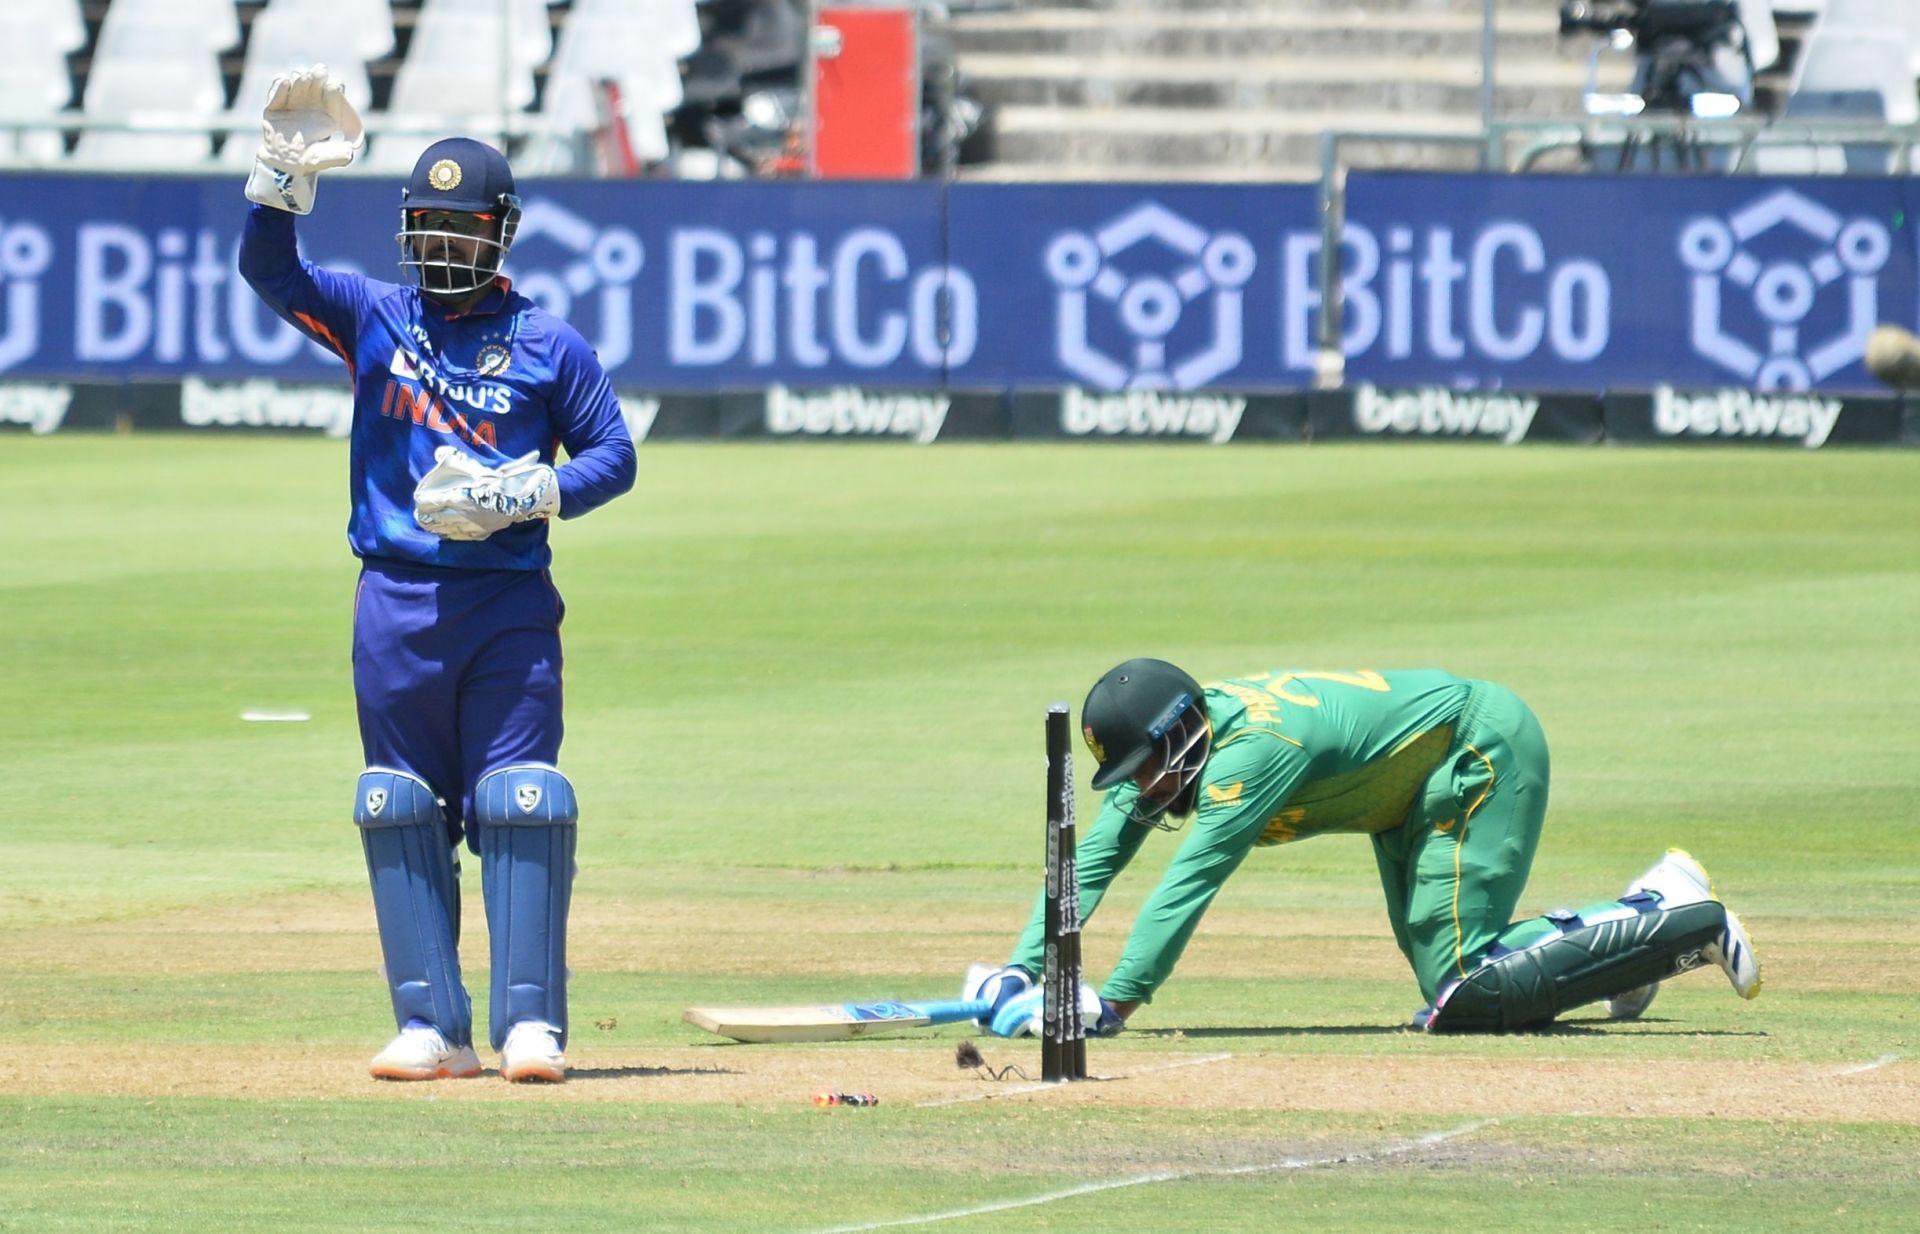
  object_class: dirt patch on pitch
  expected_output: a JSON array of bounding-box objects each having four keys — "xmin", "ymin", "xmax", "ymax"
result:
[
  {"xmin": 8, "ymin": 1041, "xmax": 1913, "ymax": 1125},
  {"xmin": 8, "ymin": 888, "xmax": 1911, "ymax": 1124}
]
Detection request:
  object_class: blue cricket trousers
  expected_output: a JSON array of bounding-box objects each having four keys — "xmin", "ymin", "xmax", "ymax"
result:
[{"xmin": 352, "ymin": 556, "xmax": 566, "ymax": 843}]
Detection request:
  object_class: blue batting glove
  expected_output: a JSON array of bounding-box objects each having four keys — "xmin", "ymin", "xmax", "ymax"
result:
[
  {"xmin": 988, "ymin": 981, "xmax": 1115, "ymax": 1039},
  {"xmin": 989, "ymin": 983, "xmax": 1045, "ymax": 1038},
  {"xmin": 961, "ymin": 963, "xmax": 1034, "ymax": 1028}
]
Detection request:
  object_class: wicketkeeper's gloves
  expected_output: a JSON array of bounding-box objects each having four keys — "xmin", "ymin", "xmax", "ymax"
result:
[
  {"xmin": 243, "ymin": 64, "xmax": 365, "ymax": 215},
  {"xmin": 414, "ymin": 447, "xmax": 563, "ymax": 541}
]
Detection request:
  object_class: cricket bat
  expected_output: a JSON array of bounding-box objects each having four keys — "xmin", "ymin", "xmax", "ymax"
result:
[{"xmin": 683, "ymin": 998, "xmax": 989, "ymax": 1043}]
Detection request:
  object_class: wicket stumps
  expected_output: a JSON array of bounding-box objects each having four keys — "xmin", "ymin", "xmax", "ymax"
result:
[{"xmin": 1042, "ymin": 704, "xmax": 1088, "ymax": 1082}]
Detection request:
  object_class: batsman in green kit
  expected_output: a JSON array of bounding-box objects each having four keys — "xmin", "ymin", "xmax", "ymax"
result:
[{"xmin": 964, "ymin": 659, "xmax": 1764, "ymax": 1035}]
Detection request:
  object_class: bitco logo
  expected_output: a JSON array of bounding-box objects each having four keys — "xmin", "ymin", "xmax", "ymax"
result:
[
  {"xmin": 1045, "ymin": 201, "xmax": 1255, "ymax": 390},
  {"xmin": 667, "ymin": 226, "xmax": 975, "ymax": 372},
  {"xmin": 508, "ymin": 199, "xmax": 644, "ymax": 370},
  {"xmin": 1678, "ymin": 189, "xmax": 1890, "ymax": 390},
  {"xmin": 0, "ymin": 217, "xmax": 55, "ymax": 373}
]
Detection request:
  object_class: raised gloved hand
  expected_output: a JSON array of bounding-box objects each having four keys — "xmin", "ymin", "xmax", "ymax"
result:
[
  {"xmin": 414, "ymin": 447, "xmax": 561, "ymax": 541},
  {"xmin": 243, "ymin": 64, "xmax": 365, "ymax": 215},
  {"xmin": 988, "ymin": 979, "xmax": 1125, "ymax": 1039},
  {"xmin": 960, "ymin": 963, "xmax": 1034, "ymax": 1028}
]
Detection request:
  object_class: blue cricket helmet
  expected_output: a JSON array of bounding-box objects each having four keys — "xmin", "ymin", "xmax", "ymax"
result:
[{"xmin": 396, "ymin": 137, "xmax": 523, "ymax": 299}]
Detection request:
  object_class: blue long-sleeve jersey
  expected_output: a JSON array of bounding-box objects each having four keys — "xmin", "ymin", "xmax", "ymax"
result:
[{"xmin": 239, "ymin": 203, "xmax": 636, "ymax": 571}]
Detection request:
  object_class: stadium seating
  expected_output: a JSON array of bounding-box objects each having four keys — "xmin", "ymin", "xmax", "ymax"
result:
[
  {"xmin": 1, "ymin": 0, "xmax": 1913, "ymax": 181},
  {"xmin": 1745, "ymin": 0, "xmax": 1920, "ymax": 172},
  {"xmin": 0, "ymin": 5, "xmax": 75, "ymax": 165},
  {"xmin": 519, "ymin": 0, "xmax": 707, "ymax": 174},
  {"xmin": 71, "ymin": 5, "xmax": 236, "ymax": 167},
  {"xmin": 0, "ymin": 0, "xmax": 708, "ymax": 175}
]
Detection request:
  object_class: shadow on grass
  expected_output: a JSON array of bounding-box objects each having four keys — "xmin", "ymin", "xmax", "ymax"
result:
[
  {"xmin": 1139, "ymin": 1025, "xmax": 1412, "ymax": 1039},
  {"xmin": 566, "ymin": 1064, "xmax": 740, "ymax": 1080},
  {"xmin": 1140, "ymin": 1021, "xmax": 1769, "ymax": 1039}
]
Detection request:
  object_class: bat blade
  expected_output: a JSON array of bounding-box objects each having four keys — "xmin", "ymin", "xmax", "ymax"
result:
[{"xmin": 683, "ymin": 998, "xmax": 989, "ymax": 1043}]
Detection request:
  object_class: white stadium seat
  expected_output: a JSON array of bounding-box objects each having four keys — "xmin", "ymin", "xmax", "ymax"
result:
[
  {"xmin": 261, "ymin": 0, "xmax": 396, "ymax": 62},
  {"xmin": 1792, "ymin": 23, "xmax": 1920, "ymax": 124},
  {"xmin": 521, "ymin": 4, "xmax": 684, "ymax": 173},
  {"xmin": 0, "ymin": 6, "xmax": 74, "ymax": 164},
  {"xmin": 27, "ymin": 0, "xmax": 88, "ymax": 54},
  {"xmin": 362, "ymin": 0, "xmax": 557, "ymax": 173},
  {"xmin": 419, "ymin": 0, "xmax": 554, "ymax": 67},
  {"xmin": 1755, "ymin": 11, "xmax": 1920, "ymax": 174},
  {"xmin": 104, "ymin": 0, "xmax": 242, "ymax": 53},
  {"xmin": 73, "ymin": 16, "xmax": 227, "ymax": 167},
  {"xmin": 575, "ymin": 0, "xmax": 700, "ymax": 58},
  {"xmin": 1805, "ymin": 0, "xmax": 1920, "ymax": 73}
]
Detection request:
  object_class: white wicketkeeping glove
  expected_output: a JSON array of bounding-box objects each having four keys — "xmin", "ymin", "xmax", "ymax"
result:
[
  {"xmin": 414, "ymin": 447, "xmax": 562, "ymax": 542},
  {"xmin": 243, "ymin": 64, "xmax": 365, "ymax": 215}
]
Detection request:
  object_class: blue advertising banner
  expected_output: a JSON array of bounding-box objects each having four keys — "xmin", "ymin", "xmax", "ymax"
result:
[
  {"xmin": 0, "ymin": 176, "xmax": 957, "ymax": 386},
  {"xmin": 0, "ymin": 172, "xmax": 1914, "ymax": 392},
  {"xmin": 1342, "ymin": 172, "xmax": 1920, "ymax": 392},
  {"xmin": 0, "ymin": 174, "xmax": 1323, "ymax": 389},
  {"xmin": 945, "ymin": 184, "xmax": 1314, "ymax": 389}
]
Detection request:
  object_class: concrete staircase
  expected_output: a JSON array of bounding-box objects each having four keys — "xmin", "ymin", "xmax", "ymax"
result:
[{"xmin": 946, "ymin": 0, "xmax": 1634, "ymax": 181}]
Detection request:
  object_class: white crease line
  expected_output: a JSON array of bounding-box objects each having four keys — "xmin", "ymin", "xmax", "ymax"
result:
[
  {"xmin": 808, "ymin": 1121, "xmax": 1489, "ymax": 1233},
  {"xmin": 916, "ymin": 1052, "xmax": 1234, "ymax": 1108},
  {"xmin": 1831, "ymin": 1053, "xmax": 1899, "ymax": 1076}
]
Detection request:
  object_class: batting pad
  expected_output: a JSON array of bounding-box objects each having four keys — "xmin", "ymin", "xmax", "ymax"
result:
[
  {"xmin": 354, "ymin": 767, "xmax": 473, "ymax": 1045},
  {"xmin": 474, "ymin": 763, "xmax": 578, "ymax": 1053},
  {"xmin": 1427, "ymin": 898, "xmax": 1728, "ymax": 1033}
]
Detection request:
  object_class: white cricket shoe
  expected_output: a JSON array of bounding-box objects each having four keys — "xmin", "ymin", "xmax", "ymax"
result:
[
  {"xmin": 369, "ymin": 1022, "xmax": 481, "ymax": 1081},
  {"xmin": 1631, "ymin": 847, "xmax": 1716, "ymax": 908},
  {"xmin": 1605, "ymin": 982, "xmax": 1660, "ymax": 1021},
  {"xmin": 499, "ymin": 1020, "xmax": 567, "ymax": 1083},
  {"xmin": 1606, "ymin": 848, "xmax": 1763, "ymax": 1015},
  {"xmin": 1704, "ymin": 906, "xmax": 1764, "ymax": 1001},
  {"xmin": 1605, "ymin": 848, "xmax": 1717, "ymax": 1020}
]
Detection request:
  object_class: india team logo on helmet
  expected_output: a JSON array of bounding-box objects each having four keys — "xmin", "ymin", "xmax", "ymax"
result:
[{"xmin": 427, "ymin": 159, "xmax": 463, "ymax": 192}]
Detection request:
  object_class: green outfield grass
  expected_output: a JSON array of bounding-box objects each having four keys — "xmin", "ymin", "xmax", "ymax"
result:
[{"xmin": 2, "ymin": 437, "xmax": 1916, "ymax": 1232}]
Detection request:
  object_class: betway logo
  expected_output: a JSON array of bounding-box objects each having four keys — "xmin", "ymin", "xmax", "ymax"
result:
[
  {"xmin": 766, "ymin": 384, "xmax": 949, "ymax": 444},
  {"xmin": 1653, "ymin": 386, "xmax": 1842, "ymax": 448},
  {"xmin": 1061, "ymin": 388, "xmax": 1246, "ymax": 443},
  {"xmin": 181, "ymin": 376, "xmax": 353, "ymax": 437},
  {"xmin": 0, "ymin": 383, "xmax": 73, "ymax": 434},
  {"xmin": 620, "ymin": 395, "xmax": 662, "ymax": 441},
  {"xmin": 1354, "ymin": 384, "xmax": 1537, "ymax": 445}
]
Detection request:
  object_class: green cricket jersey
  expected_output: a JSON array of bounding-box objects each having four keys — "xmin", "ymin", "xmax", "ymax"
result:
[{"xmin": 1010, "ymin": 669, "xmax": 1483, "ymax": 1004}]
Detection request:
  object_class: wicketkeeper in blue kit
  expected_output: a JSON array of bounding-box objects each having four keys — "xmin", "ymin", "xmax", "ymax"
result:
[{"xmin": 238, "ymin": 68, "xmax": 636, "ymax": 1082}]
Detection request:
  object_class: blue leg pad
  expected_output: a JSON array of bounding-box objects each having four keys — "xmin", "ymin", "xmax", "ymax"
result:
[
  {"xmin": 354, "ymin": 768, "xmax": 472, "ymax": 1045},
  {"xmin": 475, "ymin": 763, "xmax": 578, "ymax": 1052}
]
